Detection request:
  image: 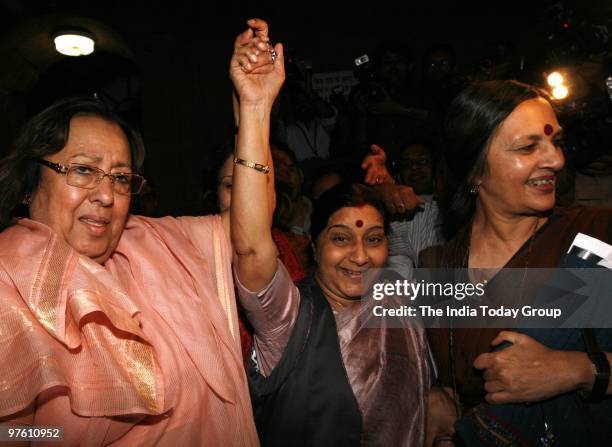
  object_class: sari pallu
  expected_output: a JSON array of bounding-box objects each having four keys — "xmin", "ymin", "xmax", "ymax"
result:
[
  {"xmin": 456, "ymin": 251, "xmax": 612, "ymax": 446},
  {"xmin": 0, "ymin": 215, "xmax": 259, "ymax": 446},
  {"xmin": 244, "ymin": 268, "xmax": 432, "ymax": 446},
  {"xmin": 425, "ymin": 207, "xmax": 612, "ymax": 446}
]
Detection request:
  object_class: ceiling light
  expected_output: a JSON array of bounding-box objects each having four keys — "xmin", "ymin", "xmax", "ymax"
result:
[{"xmin": 53, "ymin": 31, "xmax": 95, "ymax": 56}]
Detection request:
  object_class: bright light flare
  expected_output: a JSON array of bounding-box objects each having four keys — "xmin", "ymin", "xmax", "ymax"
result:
[
  {"xmin": 547, "ymin": 72, "xmax": 564, "ymax": 88},
  {"xmin": 54, "ymin": 33, "xmax": 95, "ymax": 56},
  {"xmin": 552, "ymin": 85, "xmax": 569, "ymax": 100}
]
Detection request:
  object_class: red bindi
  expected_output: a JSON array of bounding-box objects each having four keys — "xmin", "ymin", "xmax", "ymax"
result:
[
  {"xmin": 544, "ymin": 124, "xmax": 553, "ymax": 136},
  {"xmin": 355, "ymin": 220, "xmax": 364, "ymax": 228}
]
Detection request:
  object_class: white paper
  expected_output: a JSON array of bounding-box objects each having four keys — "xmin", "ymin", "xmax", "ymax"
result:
[{"xmin": 567, "ymin": 232, "xmax": 612, "ymax": 270}]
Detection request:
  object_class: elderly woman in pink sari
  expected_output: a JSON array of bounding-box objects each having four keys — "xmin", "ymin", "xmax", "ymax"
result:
[{"xmin": 0, "ymin": 19, "xmax": 280, "ymax": 446}]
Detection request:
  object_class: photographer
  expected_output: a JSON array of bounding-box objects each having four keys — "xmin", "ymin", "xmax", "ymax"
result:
[{"xmin": 335, "ymin": 41, "xmax": 428, "ymax": 161}]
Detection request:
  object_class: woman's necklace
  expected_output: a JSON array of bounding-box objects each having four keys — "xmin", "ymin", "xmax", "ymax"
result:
[{"xmin": 315, "ymin": 275, "xmax": 354, "ymax": 312}]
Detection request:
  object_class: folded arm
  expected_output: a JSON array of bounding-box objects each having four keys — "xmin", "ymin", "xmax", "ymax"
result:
[{"xmin": 474, "ymin": 330, "xmax": 612, "ymax": 404}]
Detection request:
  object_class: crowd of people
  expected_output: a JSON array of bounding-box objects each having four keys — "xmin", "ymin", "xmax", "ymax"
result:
[{"xmin": 0, "ymin": 16, "xmax": 611, "ymax": 447}]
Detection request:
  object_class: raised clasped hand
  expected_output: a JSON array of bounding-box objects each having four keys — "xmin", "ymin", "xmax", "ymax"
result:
[{"xmin": 230, "ymin": 18, "xmax": 285, "ymax": 107}]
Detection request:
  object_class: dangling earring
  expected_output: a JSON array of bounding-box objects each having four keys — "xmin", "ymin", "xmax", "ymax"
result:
[
  {"xmin": 22, "ymin": 194, "xmax": 31, "ymax": 205},
  {"xmin": 469, "ymin": 184, "xmax": 480, "ymax": 195}
]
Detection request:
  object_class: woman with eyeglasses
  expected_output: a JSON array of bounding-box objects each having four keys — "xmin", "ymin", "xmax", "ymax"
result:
[{"xmin": 0, "ymin": 23, "xmax": 276, "ymax": 446}]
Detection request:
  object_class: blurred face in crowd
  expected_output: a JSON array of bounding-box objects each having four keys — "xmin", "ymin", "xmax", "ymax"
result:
[
  {"xmin": 315, "ymin": 205, "xmax": 387, "ymax": 303},
  {"xmin": 30, "ymin": 115, "xmax": 132, "ymax": 264},
  {"xmin": 272, "ymin": 145, "xmax": 302, "ymax": 199},
  {"xmin": 476, "ymin": 97, "xmax": 565, "ymax": 217},
  {"xmin": 217, "ymin": 154, "xmax": 233, "ymax": 212},
  {"xmin": 289, "ymin": 85, "xmax": 315, "ymax": 122},
  {"xmin": 398, "ymin": 143, "xmax": 434, "ymax": 195},
  {"xmin": 378, "ymin": 49, "xmax": 410, "ymax": 88},
  {"xmin": 425, "ymin": 50, "xmax": 454, "ymax": 81}
]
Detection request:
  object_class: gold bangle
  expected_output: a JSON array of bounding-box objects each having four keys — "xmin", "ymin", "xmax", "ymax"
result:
[{"xmin": 233, "ymin": 156, "xmax": 270, "ymax": 174}]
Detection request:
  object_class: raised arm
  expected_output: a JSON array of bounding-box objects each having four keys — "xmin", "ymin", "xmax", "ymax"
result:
[{"xmin": 229, "ymin": 18, "xmax": 285, "ymax": 292}]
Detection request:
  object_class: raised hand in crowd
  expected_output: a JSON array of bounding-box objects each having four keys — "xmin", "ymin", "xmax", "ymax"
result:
[
  {"xmin": 361, "ymin": 143, "xmax": 424, "ymax": 215},
  {"xmin": 362, "ymin": 144, "xmax": 394, "ymax": 185}
]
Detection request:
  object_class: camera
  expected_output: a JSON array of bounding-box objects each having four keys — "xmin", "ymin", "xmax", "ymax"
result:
[
  {"xmin": 354, "ymin": 54, "xmax": 370, "ymax": 67},
  {"xmin": 352, "ymin": 53, "xmax": 385, "ymax": 105}
]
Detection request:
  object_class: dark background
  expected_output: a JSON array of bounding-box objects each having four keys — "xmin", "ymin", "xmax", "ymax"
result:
[{"xmin": 1, "ymin": 0, "xmax": 610, "ymax": 214}]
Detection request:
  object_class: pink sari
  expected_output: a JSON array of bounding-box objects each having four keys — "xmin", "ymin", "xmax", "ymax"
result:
[{"xmin": 0, "ymin": 215, "xmax": 258, "ymax": 446}]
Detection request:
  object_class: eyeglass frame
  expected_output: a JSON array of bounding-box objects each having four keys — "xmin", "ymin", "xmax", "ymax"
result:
[{"xmin": 36, "ymin": 158, "xmax": 146, "ymax": 195}]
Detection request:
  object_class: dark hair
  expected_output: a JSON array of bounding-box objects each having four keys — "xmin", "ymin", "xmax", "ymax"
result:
[
  {"xmin": 424, "ymin": 44, "xmax": 457, "ymax": 66},
  {"xmin": 310, "ymin": 161, "xmax": 346, "ymax": 190},
  {"xmin": 311, "ymin": 183, "xmax": 389, "ymax": 243},
  {"xmin": 0, "ymin": 96, "xmax": 145, "ymax": 230},
  {"xmin": 392, "ymin": 137, "xmax": 437, "ymax": 168},
  {"xmin": 200, "ymin": 136, "xmax": 235, "ymax": 215},
  {"xmin": 439, "ymin": 80, "xmax": 550, "ymax": 239},
  {"xmin": 373, "ymin": 40, "xmax": 413, "ymax": 68}
]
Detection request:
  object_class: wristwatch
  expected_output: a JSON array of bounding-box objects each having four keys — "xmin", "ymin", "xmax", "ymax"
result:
[{"xmin": 580, "ymin": 329, "xmax": 611, "ymax": 401}]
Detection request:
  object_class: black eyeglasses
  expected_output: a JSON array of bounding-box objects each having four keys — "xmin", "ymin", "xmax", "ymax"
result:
[{"xmin": 37, "ymin": 159, "xmax": 146, "ymax": 195}]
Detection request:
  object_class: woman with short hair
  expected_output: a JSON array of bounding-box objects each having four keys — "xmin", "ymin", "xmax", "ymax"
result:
[{"xmin": 0, "ymin": 20, "xmax": 281, "ymax": 446}]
